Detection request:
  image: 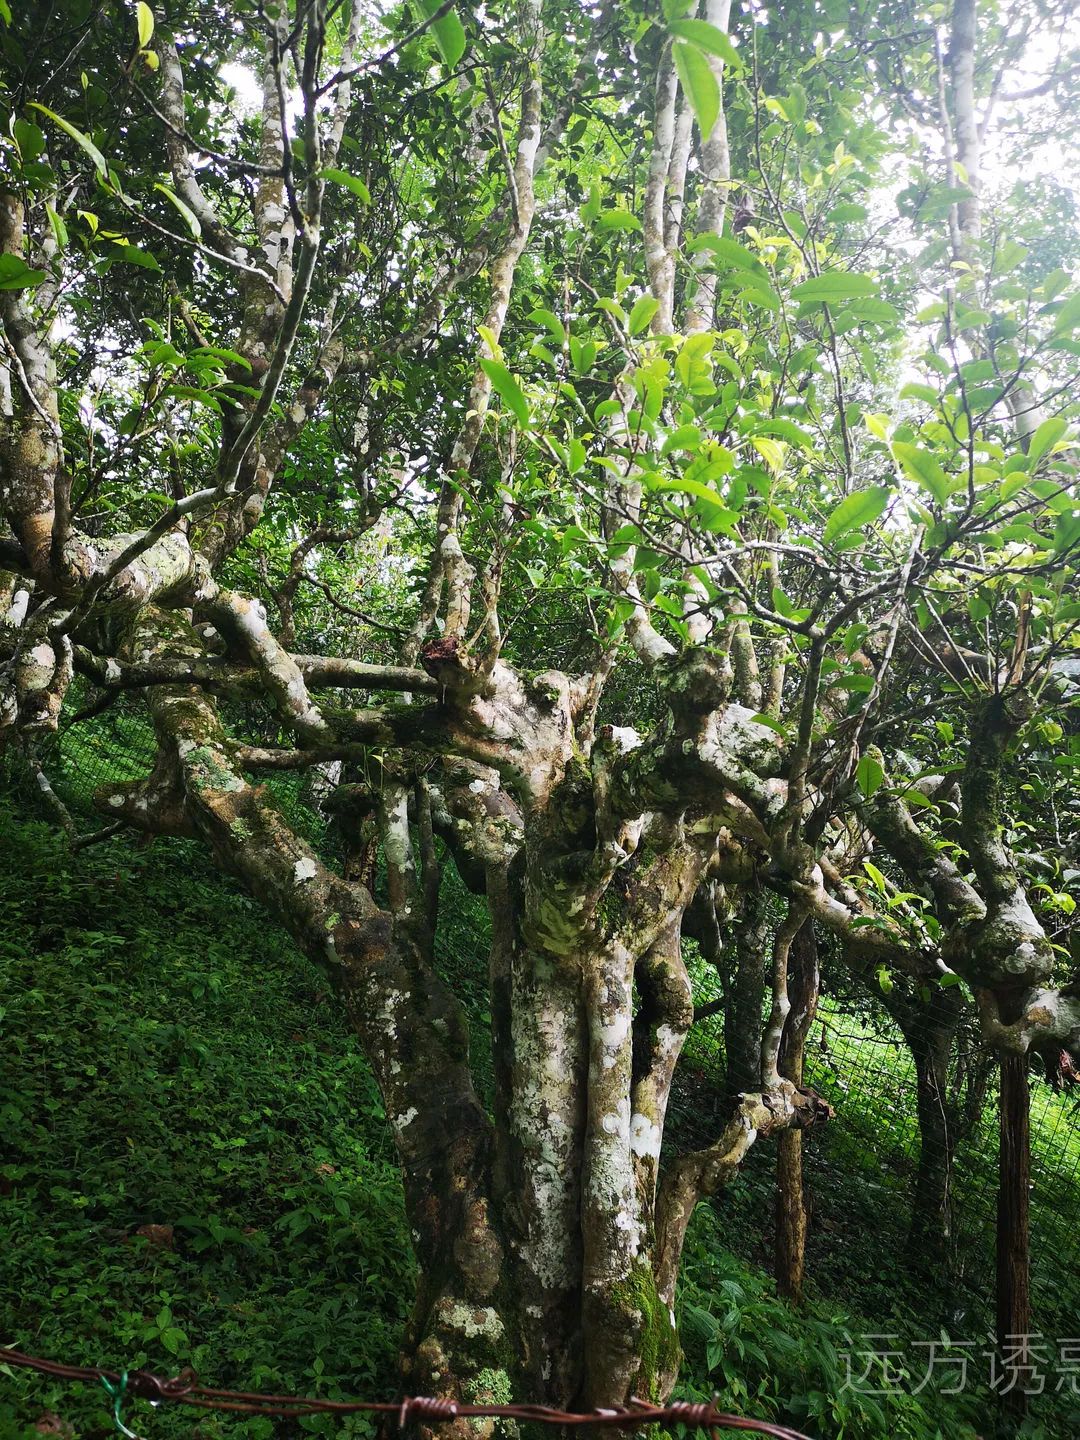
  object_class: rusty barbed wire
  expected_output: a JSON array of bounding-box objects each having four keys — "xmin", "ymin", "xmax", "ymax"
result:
[{"xmin": 2, "ymin": 1347, "xmax": 811, "ymax": 1438}]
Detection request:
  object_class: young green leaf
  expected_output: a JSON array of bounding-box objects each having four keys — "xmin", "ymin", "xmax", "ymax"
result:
[
  {"xmin": 528, "ymin": 309, "xmax": 566, "ymax": 346},
  {"xmin": 44, "ymin": 203, "xmax": 69, "ymax": 249},
  {"xmin": 154, "ymin": 183, "xmax": 202, "ymax": 239},
  {"xmin": 661, "ymin": 424, "xmax": 703, "ymax": 456},
  {"xmin": 669, "ymin": 18, "xmax": 739, "ymax": 67},
  {"xmin": 0, "ymin": 254, "xmax": 46, "ymax": 290},
  {"xmin": 596, "ymin": 297, "xmax": 628, "ymax": 324},
  {"xmin": 628, "ymin": 295, "xmax": 659, "ymax": 335},
  {"xmin": 320, "ymin": 168, "xmax": 371, "ymax": 204},
  {"xmin": 891, "ymin": 441, "xmax": 952, "ymax": 505},
  {"xmin": 687, "ymin": 233, "xmax": 766, "ymax": 275},
  {"xmin": 104, "ymin": 244, "xmax": 161, "ymax": 271},
  {"xmin": 823, "ymin": 485, "xmax": 890, "ymax": 544},
  {"xmin": 136, "ymin": 2, "xmax": 154, "ymax": 47},
  {"xmin": 579, "ymin": 182, "xmax": 601, "ymax": 225},
  {"xmin": 899, "ymin": 381, "xmax": 939, "ymax": 406},
  {"xmin": 791, "ymin": 272, "xmax": 878, "ymax": 304},
  {"xmin": 417, "ymin": 0, "xmax": 467, "ymax": 68},
  {"xmin": 1051, "ymin": 292, "xmax": 1080, "ymax": 336},
  {"xmin": 597, "ymin": 209, "xmax": 641, "ymax": 232},
  {"xmin": 672, "ymin": 41, "xmax": 720, "ymax": 140},
  {"xmin": 749, "ymin": 712, "xmax": 788, "ymax": 736},
  {"xmin": 857, "ymin": 756, "xmax": 885, "ymax": 801},
  {"xmin": 29, "ymin": 103, "xmax": 107, "ymax": 177},
  {"xmin": 479, "ymin": 359, "xmax": 530, "ymax": 427},
  {"xmin": 1027, "ymin": 415, "xmax": 1067, "ymax": 466}
]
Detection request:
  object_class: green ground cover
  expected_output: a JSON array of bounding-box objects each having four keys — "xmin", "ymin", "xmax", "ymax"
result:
[{"xmin": 2, "ymin": 791, "xmax": 1077, "ymax": 1439}]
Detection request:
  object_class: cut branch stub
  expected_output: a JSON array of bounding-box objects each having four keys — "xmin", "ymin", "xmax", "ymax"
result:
[{"xmin": 419, "ymin": 635, "xmax": 495, "ymax": 700}]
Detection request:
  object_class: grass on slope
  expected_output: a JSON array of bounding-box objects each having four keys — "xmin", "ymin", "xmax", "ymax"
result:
[
  {"xmin": 0, "ymin": 804, "xmax": 410, "ymax": 1440},
  {"xmin": 0, "ymin": 796, "xmax": 1074, "ymax": 1440}
]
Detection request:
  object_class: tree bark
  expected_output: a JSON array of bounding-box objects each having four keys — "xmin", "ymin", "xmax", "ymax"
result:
[
  {"xmin": 774, "ymin": 919, "xmax": 819, "ymax": 1305},
  {"xmin": 906, "ymin": 988, "xmax": 962, "ymax": 1260},
  {"xmin": 724, "ymin": 889, "xmax": 770, "ymax": 1099}
]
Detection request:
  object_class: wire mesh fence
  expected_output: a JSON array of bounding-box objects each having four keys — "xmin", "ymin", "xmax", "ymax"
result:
[{"xmin": 14, "ymin": 690, "xmax": 1080, "ymax": 1350}]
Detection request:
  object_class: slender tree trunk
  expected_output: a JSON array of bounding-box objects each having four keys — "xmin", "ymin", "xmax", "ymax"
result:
[
  {"xmin": 904, "ymin": 988, "xmax": 962, "ymax": 1259},
  {"xmin": 774, "ymin": 919, "xmax": 819, "ymax": 1305},
  {"xmin": 997, "ymin": 1052, "xmax": 1031, "ymax": 1418},
  {"xmin": 724, "ymin": 889, "xmax": 769, "ymax": 1098}
]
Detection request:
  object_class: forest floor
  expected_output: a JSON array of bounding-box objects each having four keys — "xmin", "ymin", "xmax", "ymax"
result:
[{"xmin": 2, "ymin": 792, "xmax": 1078, "ymax": 1440}]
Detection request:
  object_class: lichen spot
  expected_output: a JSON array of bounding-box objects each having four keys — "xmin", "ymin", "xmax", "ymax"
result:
[
  {"xmin": 629, "ymin": 1112, "xmax": 662, "ymax": 1159},
  {"xmin": 293, "ymin": 856, "xmax": 318, "ymax": 884}
]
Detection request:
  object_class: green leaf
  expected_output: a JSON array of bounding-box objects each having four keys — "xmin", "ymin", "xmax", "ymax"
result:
[
  {"xmin": 596, "ymin": 297, "xmax": 627, "ymax": 324},
  {"xmin": 827, "ymin": 202, "xmax": 869, "ymax": 225},
  {"xmin": 1027, "ymin": 415, "xmax": 1067, "ymax": 466},
  {"xmin": 1052, "ymin": 509, "xmax": 1080, "ymax": 555},
  {"xmin": 45, "ymin": 203, "xmax": 68, "ymax": 250},
  {"xmin": 136, "ymin": 1, "xmax": 154, "ymax": 47},
  {"xmin": 669, "ymin": 18, "xmax": 740, "ymax": 67},
  {"xmin": 164, "ymin": 385, "xmax": 223, "ymax": 412},
  {"xmin": 597, "ymin": 209, "xmax": 641, "ymax": 232},
  {"xmin": 188, "ymin": 346, "xmax": 252, "ymax": 371},
  {"xmin": 749, "ymin": 712, "xmax": 788, "ymax": 735},
  {"xmin": 687, "ymin": 233, "xmax": 766, "ymax": 275},
  {"xmin": 823, "ymin": 485, "xmax": 890, "ymax": 544},
  {"xmin": 105, "ymin": 244, "xmax": 161, "ymax": 271},
  {"xmin": 579, "ymin": 182, "xmax": 601, "ymax": 225},
  {"xmin": 834, "ymin": 298, "xmax": 899, "ymax": 328},
  {"xmin": 0, "ymin": 254, "xmax": 46, "ymax": 290},
  {"xmin": 628, "ymin": 295, "xmax": 660, "ymax": 335},
  {"xmin": 891, "ymin": 441, "xmax": 952, "ymax": 505},
  {"xmin": 675, "ymin": 331, "xmax": 713, "ymax": 387},
  {"xmin": 902, "ymin": 787, "xmax": 936, "ymax": 810},
  {"xmin": 748, "ymin": 417, "xmax": 814, "ymax": 450},
  {"xmin": 320, "ymin": 167, "xmax": 371, "ymax": 204},
  {"xmin": 416, "ymin": 0, "xmax": 467, "ymax": 68},
  {"xmin": 154, "ymin": 183, "xmax": 202, "ymax": 239},
  {"xmin": 29, "ymin": 103, "xmax": 107, "ymax": 177},
  {"xmin": 528, "ymin": 308, "xmax": 566, "ymax": 346},
  {"xmin": 791, "ymin": 272, "xmax": 878, "ymax": 304},
  {"xmin": 661, "ymin": 425, "xmax": 703, "ymax": 455},
  {"xmin": 672, "ymin": 41, "xmax": 720, "ymax": 140},
  {"xmin": 831, "ymin": 673, "xmax": 874, "ymax": 693},
  {"xmin": 13, "ymin": 119, "xmax": 46, "ymax": 162},
  {"xmin": 857, "ymin": 757, "xmax": 885, "ymax": 801},
  {"xmin": 1051, "ymin": 292, "xmax": 1080, "ymax": 336},
  {"xmin": 899, "ymin": 381, "xmax": 939, "ymax": 406},
  {"xmin": 954, "ymin": 306, "xmax": 990, "ymax": 332},
  {"xmin": 479, "ymin": 359, "xmax": 530, "ymax": 427}
]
